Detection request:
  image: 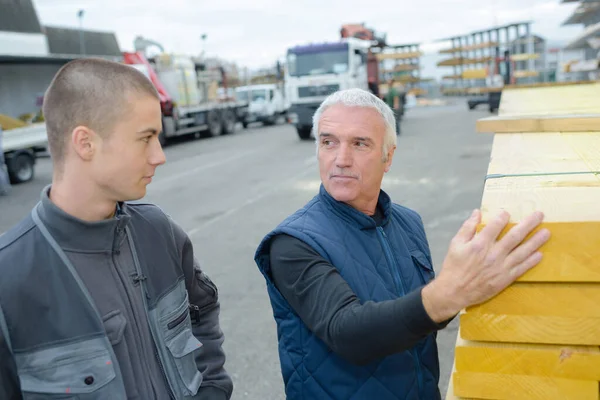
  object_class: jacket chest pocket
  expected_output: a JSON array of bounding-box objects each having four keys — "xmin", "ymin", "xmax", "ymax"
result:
[
  {"xmin": 156, "ymin": 286, "xmax": 203, "ymax": 397},
  {"xmin": 16, "ymin": 338, "xmax": 126, "ymax": 400},
  {"xmin": 411, "ymin": 249, "xmax": 435, "ymax": 285}
]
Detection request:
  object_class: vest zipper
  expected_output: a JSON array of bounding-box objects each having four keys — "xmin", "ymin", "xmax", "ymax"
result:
[
  {"xmin": 125, "ymin": 229, "xmax": 176, "ymax": 400},
  {"xmin": 376, "ymin": 227, "xmax": 425, "ymax": 399}
]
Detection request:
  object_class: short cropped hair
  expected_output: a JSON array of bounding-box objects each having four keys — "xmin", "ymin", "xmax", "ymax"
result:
[
  {"xmin": 312, "ymin": 88, "xmax": 397, "ymax": 162},
  {"xmin": 42, "ymin": 58, "xmax": 159, "ymax": 166}
]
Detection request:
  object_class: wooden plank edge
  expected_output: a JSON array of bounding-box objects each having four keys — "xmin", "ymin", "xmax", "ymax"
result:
[
  {"xmin": 460, "ymin": 313, "xmax": 600, "ymax": 346},
  {"xmin": 476, "ymin": 114, "xmax": 600, "ymax": 133}
]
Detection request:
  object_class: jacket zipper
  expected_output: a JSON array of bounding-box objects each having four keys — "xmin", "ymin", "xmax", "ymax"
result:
[
  {"xmin": 111, "ymin": 250, "xmax": 161, "ymax": 399},
  {"xmin": 125, "ymin": 229, "xmax": 176, "ymax": 400},
  {"xmin": 377, "ymin": 227, "xmax": 425, "ymax": 399}
]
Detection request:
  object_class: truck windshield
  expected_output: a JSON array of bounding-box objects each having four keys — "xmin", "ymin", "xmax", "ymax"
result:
[
  {"xmin": 287, "ymin": 49, "xmax": 349, "ymax": 77},
  {"xmin": 237, "ymin": 90, "xmax": 268, "ymax": 102}
]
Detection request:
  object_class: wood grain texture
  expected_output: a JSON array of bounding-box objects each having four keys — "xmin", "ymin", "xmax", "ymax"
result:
[
  {"xmin": 467, "ymin": 283, "xmax": 600, "ymax": 316},
  {"xmin": 460, "ymin": 313, "xmax": 600, "ymax": 345},
  {"xmin": 455, "ymin": 335, "xmax": 600, "ymax": 380},
  {"xmin": 472, "ymin": 222, "xmax": 600, "ymax": 282},
  {"xmin": 453, "ymin": 370, "xmax": 599, "ymax": 400}
]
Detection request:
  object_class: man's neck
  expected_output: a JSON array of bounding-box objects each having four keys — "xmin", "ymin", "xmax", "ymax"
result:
[{"xmin": 50, "ymin": 179, "xmax": 117, "ymax": 222}]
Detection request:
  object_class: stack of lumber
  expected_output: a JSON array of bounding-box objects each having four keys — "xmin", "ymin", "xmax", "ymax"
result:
[{"xmin": 446, "ymin": 81, "xmax": 600, "ymax": 400}]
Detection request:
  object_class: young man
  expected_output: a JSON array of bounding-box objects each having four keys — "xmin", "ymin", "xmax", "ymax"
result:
[
  {"xmin": 254, "ymin": 88, "xmax": 550, "ymax": 399},
  {"xmin": 0, "ymin": 59, "xmax": 233, "ymax": 399}
]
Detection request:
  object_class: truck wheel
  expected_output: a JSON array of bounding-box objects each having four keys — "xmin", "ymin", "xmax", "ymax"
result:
[
  {"xmin": 264, "ymin": 115, "xmax": 276, "ymax": 126},
  {"xmin": 7, "ymin": 152, "xmax": 35, "ymax": 184},
  {"xmin": 297, "ymin": 127, "xmax": 312, "ymax": 140},
  {"xmin": 207, "ymin": 110, "xmax": 222, "ymax": 137},
  {"xmin": 221, "ymin": 109, "xmax": 236, "ymax": 135}
]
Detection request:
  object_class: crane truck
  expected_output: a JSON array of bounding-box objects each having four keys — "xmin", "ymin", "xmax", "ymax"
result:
[{"xmin": 123, "ymin": 38, "xmax": 248, "ymax": 146}]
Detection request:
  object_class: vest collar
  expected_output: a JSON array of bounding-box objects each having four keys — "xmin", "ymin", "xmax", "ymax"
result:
[
  {"xmin": 36, "ymin": 185, "xmax": 131, "ymax": 252},
  {"xmin": 318, "ymin": 184, "xmax": 391, "ymax": 229}
]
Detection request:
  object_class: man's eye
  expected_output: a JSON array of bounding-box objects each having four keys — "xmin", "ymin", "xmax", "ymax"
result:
[{"xmin": 142, "ymin": 136, "xmax": 151, "ymax": 143}]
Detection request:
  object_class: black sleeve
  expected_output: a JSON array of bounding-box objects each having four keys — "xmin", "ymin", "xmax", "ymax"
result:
[{"xmin": 269, "ymin": 234, "xmax": 451, "ymax": 366}]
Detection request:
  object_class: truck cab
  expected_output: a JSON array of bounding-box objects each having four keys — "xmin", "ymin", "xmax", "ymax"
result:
[
  {"xmin": 235, "ymin": 84, "xmax": 288, "ymax": 127},
  {"xmin": 285, "ymin": 38, "xmax": 371, "ymax": 139}
]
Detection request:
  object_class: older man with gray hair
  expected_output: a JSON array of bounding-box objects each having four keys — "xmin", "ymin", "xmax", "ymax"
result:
[{"xmin": 254, "ymin": 88, "xmax": 550, "ymax": 399}]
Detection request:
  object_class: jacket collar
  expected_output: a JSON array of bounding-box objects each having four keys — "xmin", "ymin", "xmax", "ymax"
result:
[
  {"xmin": 36, "ymin": 185, "xmax": 131, "ymax": 252},
  {"xmin": 318, "ymin": 183, "xmax": 391, "ymax": 229}
]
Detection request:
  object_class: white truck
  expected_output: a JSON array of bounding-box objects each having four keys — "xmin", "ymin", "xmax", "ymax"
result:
[
  {"xmin": 235, "ymin": 84, "xmax": 289, "ymax": 127},
  {"xmin": 1, "ymin": 123, "xmax": 47, "ymax": 184},
  {"xmin": 284, "ymin": 38, "xmax": 371, "ymax": 140}
]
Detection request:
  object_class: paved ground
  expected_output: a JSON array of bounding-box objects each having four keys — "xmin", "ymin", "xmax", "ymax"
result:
[{"xmin": 0, "ymin": 99, "xmax": 494, "ymax": 399}]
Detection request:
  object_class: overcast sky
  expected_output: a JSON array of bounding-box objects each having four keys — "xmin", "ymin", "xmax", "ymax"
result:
[{"xmin": 33, "ymin": 0, "xmax": 583, "ymax": 76}]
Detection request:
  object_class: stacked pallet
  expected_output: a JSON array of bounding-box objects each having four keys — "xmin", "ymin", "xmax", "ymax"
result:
[{"xmin": 446, "ymin": 81, "xmax": 600, "ymax": 400}]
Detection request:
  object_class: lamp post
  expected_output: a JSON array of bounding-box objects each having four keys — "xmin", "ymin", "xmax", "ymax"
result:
[
  {"xmin": 200, "ymin": 33, "xmax": 207, "ymax": 57},
  {"xmin": 77, "ymin": 9, "xmax": 85, "ymax": 55}
]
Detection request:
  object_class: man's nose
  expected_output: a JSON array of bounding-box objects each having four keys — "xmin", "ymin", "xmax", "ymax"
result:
[
  {"xmin": 335, "ymin": 143, "xmax": 352, "ymax": 168},
  {"xmin": 150, "ymin": 137, "xmax": 167, "ymax": 166}
]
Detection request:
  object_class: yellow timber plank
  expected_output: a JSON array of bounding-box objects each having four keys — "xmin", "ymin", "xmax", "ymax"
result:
[
  {"xmin": 476, "ymin": 114, "xmax": 600, "ymax": 133},
  {"xmin": 455, "ymin": 333, "xmax": 600, "ymax": 380},
  {"xmin": 472, "ymin": 222, "xmax": 600, "ymax": 282},
  {"xmin": 503, "ymin": 80, "xmax": 593, "ymax": 90},
  {"xmin": 466, "ymin": 283, "xmax": 600, "ymax": 317},
  {"xmin": 460, "ymin": 313, "xmax": 600, "ymax": 345},
  {"xmin": 479, "ymin": 131, "xmax": 600, "ymax": 281},
  {"xmin": 513, "ymin": 70, "xmax": 540, "ymax": 79},
  {"xmin": 462, "ymin": 69, "xmax": 488, "ymax": 79},
  {"xmin": 375, "ymin": 51, "xmax": 423, "ymax": 60},
  {"xmin": 498, "ymin": 82, "xmax": 600, "ymax": 116},
  {"xmin": 446, "ymin": 363, "xmax": 480, "ymax": 400},
  {"xmin": 485, "ymin": 131, "xmax": 600, "ymax": 184},
  {"xmin": 510, "ymin": 53, "xmax": 541, "ymax": 61},
  {"xmin": 453, "ymin": 370, "xmax": 599, "ymax": 400}
]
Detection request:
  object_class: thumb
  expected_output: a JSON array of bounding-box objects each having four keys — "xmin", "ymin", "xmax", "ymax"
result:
[{"xmin": 454, "ymin": 209, "xmax": 481, "ymax": 243}]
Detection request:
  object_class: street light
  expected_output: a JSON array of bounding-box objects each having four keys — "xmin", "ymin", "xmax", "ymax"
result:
[
  {"xmin": 77, "ymin": 9, "xmax": 86, "ymax": 55},
  {"xmin": 200, "ymin": 33, "xmax": 207, "ymax": 57}
]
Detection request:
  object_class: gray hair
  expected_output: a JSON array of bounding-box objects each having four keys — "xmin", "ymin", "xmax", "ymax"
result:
[{"xmin": 312, "ymin": 88, "xmax": 397, "ymax": 161}]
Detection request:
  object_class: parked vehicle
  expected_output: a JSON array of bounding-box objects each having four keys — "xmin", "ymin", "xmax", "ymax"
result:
[
  {"xmin": 123, "ymin": 51, "xmax": 248, "ymax": 145},
  {"xmin": 235, "ymin": 84, "xmax": 289, "ymax": 127}
]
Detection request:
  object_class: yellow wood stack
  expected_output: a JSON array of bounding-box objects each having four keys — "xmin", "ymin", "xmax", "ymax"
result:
[{"xmin": 446, "ymin": 81, "xmax": 600, "ymax": 400}]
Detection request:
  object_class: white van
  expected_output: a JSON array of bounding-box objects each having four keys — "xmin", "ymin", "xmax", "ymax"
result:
[{"xmin": 235, "ymin": 84, "xmax": 289, "ymax": 127}]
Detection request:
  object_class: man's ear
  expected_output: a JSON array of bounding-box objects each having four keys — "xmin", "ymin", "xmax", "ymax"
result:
[
  {"xmin": 71, "ymin": 126, "xmax": 98, "ymax": 161},
  {"xmin": 384, "ymin": 145, "xmax": 396, "ymax": 173}
]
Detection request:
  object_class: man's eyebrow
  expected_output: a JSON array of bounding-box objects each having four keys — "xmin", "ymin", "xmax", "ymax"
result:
[{"xmin": 137, "ymin": 128, "xmax": 159, "ymax": 135}]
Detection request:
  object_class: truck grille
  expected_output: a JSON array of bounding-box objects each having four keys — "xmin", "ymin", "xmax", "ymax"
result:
[{"xmin": 298, "ymin": 84, "xmax": 340, "ymax": 98}]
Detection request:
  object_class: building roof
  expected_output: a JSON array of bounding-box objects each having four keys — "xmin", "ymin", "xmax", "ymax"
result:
[
  {"xmin": 0, "ymin": 0, "xmax": 43, "ymax": 34},
  {"xmin": 42, "ymin": 25, "xmax": 122, "ymax": 57},
  {"xmin": 562, "ymin": 1, "xmax": 600, "ymax": 25}
]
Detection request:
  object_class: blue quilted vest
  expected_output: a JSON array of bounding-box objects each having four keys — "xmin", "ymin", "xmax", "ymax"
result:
[{"xmin": 255, "ymin": 185, "xmax": 441, "ymax": 400}]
